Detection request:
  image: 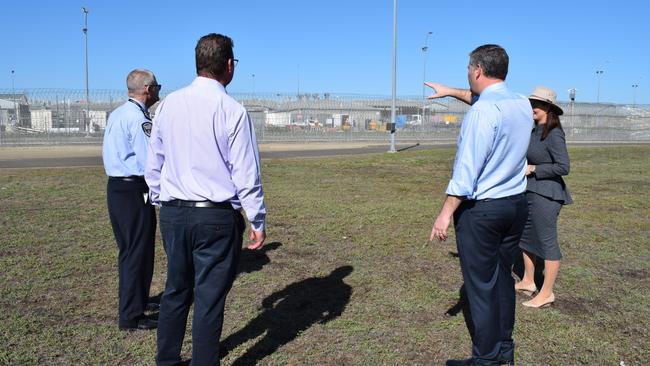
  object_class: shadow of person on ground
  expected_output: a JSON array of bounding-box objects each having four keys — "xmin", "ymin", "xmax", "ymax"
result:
[
  {"xmin": 445, "ymin": 284, "xmax": 475, "ymax": 339},
  {"xmin": 445, "ymin": 248, "xmax": 545, "ymax": 342},
  {"xmin": 511, "ymin": 247, "xmax": 545, "ymax": 290},
  {"xmin": 149, "ymin": 291, "xmax": 163, "ymax": 304},
  {"xmin": 237, "ymin": 241, "xmax": 282, "ymax": 275},
  {"xmin": 221, "ymin": 265, "xmax": 354, "ymax": 366}
]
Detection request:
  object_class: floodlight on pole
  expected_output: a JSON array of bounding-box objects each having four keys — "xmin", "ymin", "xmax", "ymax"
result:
[
  {"xmin": 632, "ymin": 84, "xmax": 639, "ymax": 106},
  {"xmin": 596, "ymin": 70, "xmax": 603, "ymax": 103},
  {"xmin": 388, "ymin": 0, "xmax": 397, "ymax": 153},
  {"xmin": 82, "ymin": 7, "xmax": 90, "ymax": 134}
]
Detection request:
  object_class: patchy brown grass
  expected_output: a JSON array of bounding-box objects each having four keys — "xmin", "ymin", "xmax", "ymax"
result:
[{"xmin": 1, "ymin": 145, "xmax": 648, "ymax": 365}]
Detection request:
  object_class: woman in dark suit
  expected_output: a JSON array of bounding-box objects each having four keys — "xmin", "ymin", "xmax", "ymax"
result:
[{"xmin": 515, "ymin": 86, "xmax": 572, "ymax": 308}]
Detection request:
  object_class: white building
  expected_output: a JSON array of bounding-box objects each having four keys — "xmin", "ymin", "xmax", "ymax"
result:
[
  {"xmin": 265, "ymin": 111, "xmax": 292, "ymax": 127},
  {"xmin": 30, "ymin": 109, "xmax": 53, "ymax": 131},
  {"xmin": 89, "ymin": 110, "xmax": 107, "ymax": 130}
]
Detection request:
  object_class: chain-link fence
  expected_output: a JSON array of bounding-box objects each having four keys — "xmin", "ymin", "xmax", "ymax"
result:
[{"xmin": 1, "ymin": 88, "xmax": 649, "ymax": 146}]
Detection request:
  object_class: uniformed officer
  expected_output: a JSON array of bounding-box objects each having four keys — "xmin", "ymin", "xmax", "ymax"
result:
[
  {"xmin": 146, "ymin": 34, "xmax": 266, "ymax": 366},
  {"xmin": 103, "ymin": 69, "xmax": 161, "ymax": 331}
]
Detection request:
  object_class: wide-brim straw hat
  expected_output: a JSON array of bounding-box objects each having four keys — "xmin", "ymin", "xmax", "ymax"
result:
[{"xmin": 529, "ymin": 86, "xmax": 563, "ymax": 116}]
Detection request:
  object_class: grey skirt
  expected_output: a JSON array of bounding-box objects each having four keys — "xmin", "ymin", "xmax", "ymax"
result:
[{"xmin": 519, "ymin": 191, "xmax": 563, "ymax": 260}]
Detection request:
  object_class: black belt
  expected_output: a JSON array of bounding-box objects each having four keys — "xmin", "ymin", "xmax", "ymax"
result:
[
  {"xmin": 478, "ymin": 193, "xmax": 525, "ymax": 202},
  {"xmin": 109, "ymin": 176, "xmax": 145, "ymax": 183},
  {"xmin": 162, "ymin": 200, "xmax": 232, "ymax": 209}
]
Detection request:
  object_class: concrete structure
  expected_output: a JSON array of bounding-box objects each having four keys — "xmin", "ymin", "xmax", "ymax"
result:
[
  {"xmin": 89, "ymin": 110, "xmax": 107, "ymax": 131},
  {"xmin": 30, "ymin": 109, "xmax": 54, "ymax": 131},
  {"xmin": 0, "ymin": 93, "xmax": 31, "ymax": 128}
]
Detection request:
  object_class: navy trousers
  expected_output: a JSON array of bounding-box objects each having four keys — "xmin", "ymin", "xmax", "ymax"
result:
[
  {"xmin": 453, "ymin": 194, "xmax": 527, "ymax": 366},
  {"xmin": 106, "ymin": 178, "xmax": 156, "ymax": 327},
  {"xmin": 156, "ymin": 205, "xmax": 244, "ymax": 366}
]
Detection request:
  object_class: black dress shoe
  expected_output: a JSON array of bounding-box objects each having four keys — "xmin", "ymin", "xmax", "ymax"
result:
[
  {"xmin": 119, "ymin": 316, "xmax": 157, "ymax": 331},
  {"xmin": 446, "ymin": 358, "xmax": 475, "ymax": 366},
  {"xmin": 146, "ymin": 302, "xmax": 160, "ymax": 312}
]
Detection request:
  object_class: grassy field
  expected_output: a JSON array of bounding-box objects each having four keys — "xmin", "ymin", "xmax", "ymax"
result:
[{"xmin": 1, "ymin": 145, "xmax": 648, "ymax": 365}]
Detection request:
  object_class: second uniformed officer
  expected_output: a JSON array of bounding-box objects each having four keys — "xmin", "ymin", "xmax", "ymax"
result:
[{"xmin": 103, "ymin": 69, "xmax": 161, "ymax": 330}]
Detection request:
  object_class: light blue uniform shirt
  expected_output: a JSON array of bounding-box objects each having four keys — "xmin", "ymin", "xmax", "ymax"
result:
[
  {"xmin": 446, "ymin": 83, "xmax": 533, "ymax": 200},
  {"xmin": 102, "ymin": 99, "xmax": 151, "ymax": 177}
]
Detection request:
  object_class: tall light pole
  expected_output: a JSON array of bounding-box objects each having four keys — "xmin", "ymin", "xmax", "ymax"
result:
[
  {"xmin": 421, "ymin": 32, "xmax": 432, "ymax": 101},
  {"xmin": 11, "ymin": 70, "xmax": 18, "ymax": 127},
  {"xmin": 596, "ymin": 70, "xmax": 603, "ymax": 103},
  {"xmin": 388, "ymin": 0, "xmax": 397, "ymax": 153},
  {"xmin": 82, "ymin": 7, "xmax": 90, "ymax": 134},
  {"xmin": 421, "ymin": 31, "xmax": 432, "ymax": 123},
  {"xmin": 252, "ymin": 73, "xmax": 256, "ymax": 97},
  {"xmin": 632, "ymin": 84, "xmax": 639, "ymax": 106}
]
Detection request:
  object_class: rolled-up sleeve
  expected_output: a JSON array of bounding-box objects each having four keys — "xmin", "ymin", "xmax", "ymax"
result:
[
  {"xmin": 229, "ymin": 111, "xmax": 266, "ymax": 231},
  {"xmin": 446, "ymin": 108, "xmax": 495, "ymax": 198}
]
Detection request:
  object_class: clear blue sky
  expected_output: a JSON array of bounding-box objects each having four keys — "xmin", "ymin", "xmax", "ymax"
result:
[{"xmin": 1, "ymin": 0, "xmax": 649, "ymax": 104}]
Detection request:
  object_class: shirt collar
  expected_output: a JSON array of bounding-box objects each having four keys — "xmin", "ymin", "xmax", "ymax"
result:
[
  {"xmin": 128, "ymin": 98, "xmax": 146, "ymax": 110},
  {"xmin": 481, "ymin": 82, "xmax": 506, "ymax": 96},
  {"xmin": 193, "ymin": 76, "xmax": 227, "ymax": 94}
]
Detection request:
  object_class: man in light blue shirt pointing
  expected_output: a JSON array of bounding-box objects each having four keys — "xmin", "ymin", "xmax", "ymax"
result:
[
  {"xmin": 426, "ymin": 45, "xmax": 532, "ymax": 366},
  {"xmin": 103, "ymin": 69, "xmax": 161, "ymax": 331}
]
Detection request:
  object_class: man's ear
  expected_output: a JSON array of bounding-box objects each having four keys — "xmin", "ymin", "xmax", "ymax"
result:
[{"xmin": 473, "ymin": 64, "xmax": 482, "ymax": 80}]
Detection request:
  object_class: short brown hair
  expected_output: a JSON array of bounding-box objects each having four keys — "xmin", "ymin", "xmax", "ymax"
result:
[
  {"xmin": 469, "ymin": 44, "xmax": 509, "ymax": 80},
  {"xmin": 195, "ymin": 33, "xmax": 234, "ymax": 77}
]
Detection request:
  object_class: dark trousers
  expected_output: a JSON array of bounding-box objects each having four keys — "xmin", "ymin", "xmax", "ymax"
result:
[
  {"xmin": 156, "ymin": 205, "xmax": 244, "ymax": 366},
  {"xmin": 107, "ymin": 178, "xmax": 156, "ymax": 327},
  {"xmin": 453, "ymin": 194, "xmax": 527, "ymax": 366}
]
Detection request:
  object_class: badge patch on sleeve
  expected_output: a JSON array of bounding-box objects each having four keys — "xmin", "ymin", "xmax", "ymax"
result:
[{"xmin": 141, "ymin": 122, "xmax": 152, "ymax": 137}]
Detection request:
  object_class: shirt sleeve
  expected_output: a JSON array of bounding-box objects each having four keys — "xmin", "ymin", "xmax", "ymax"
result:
[
  {"xmin": 128, "ymin": 112, "xmax": 150, "ymax": 175},
  {"xmin": 145, "ymin": 102, "xmax": 165, "ymax": 205},
  {"xmin": 446, "ymin": 107, "xmax": 496, "ymax": 197},
  {"xmin": 535, "ymin": 128, "xmax": 570, "ymax": 179},
  {"xmin": 228, "ymin": 111, "xmax": 266, "ymax": 231}
]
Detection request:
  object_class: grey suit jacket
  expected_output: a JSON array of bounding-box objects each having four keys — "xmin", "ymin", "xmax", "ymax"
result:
[{"xmin": 526, "ymin": 124, "xmax": 573, "ymax": 204}]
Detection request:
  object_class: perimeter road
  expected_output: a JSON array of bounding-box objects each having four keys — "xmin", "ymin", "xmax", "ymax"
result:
[{"xmin": 0, "ymin": 143, "xmax": 454, "ymax": 169}]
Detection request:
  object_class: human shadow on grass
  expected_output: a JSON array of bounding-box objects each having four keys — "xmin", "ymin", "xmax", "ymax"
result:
[
  {"xmin": 511, "ymin": 248, "xmax": 546, "ymax": 290},
  {"xmin": 445, "ymin": 284, "xmax": 475, "ymax": 338},
  {"xmin": 149, "ymin": 291, "xmax": 163, "ymax": 304},
  {"xmin": 445, "ymin": 247, "xmax": 545, "ymax": 341},
  {"xmin": 237, "ymin": 241, "xmax": 282, "ymax": 275},
  {"xmin": 220, "ymin": 265, "xmax": 354, "ymax": 366}
]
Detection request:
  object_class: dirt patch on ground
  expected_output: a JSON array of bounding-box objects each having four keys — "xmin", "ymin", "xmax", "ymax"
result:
[
  {"xmin": 616, "ymin": 268, "xmax": 649, "ymax": 279},
  {"xmin": 0, "ymin": 142, "xmax": 387, "ymax": 160},
  {"xmin": 0, "ymin": 145, "xmax": 102, "ymax": 160}
]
